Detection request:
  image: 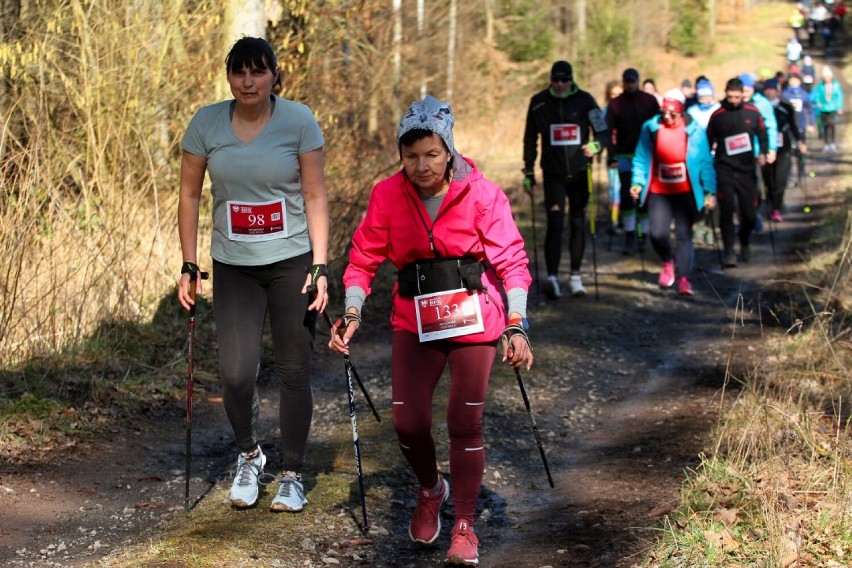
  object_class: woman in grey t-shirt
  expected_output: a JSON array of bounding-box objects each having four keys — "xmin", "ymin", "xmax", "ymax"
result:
[{"xmin": 177, "ymin": 36, "xmax": 329, "ymax": 514}]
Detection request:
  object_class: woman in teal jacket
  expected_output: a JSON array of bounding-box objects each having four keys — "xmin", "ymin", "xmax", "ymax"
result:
[
  {"xmin": 630, "ymin": 89, "xmax": 716, "ymax": 296},
  {"xmin": 812, "ymin": 66, "xmax": 845, "ymax": 152}
]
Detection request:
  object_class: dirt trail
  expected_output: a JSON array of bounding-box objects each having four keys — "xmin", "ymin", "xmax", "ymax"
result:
[
  {"xmin": 1, "ymin": 144, "xmax": 839, "ymax": 568},
  {"xmin": 2, "ymin": 40, "xmax": 849, "ymax": 568}
]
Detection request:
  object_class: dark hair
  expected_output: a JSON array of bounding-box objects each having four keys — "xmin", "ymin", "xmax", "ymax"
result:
[
  {"xmin": 399, "ymin": 128, "xmax": 448, "ymax": 152},
  {"xmin": 643, "ymin": 78, "xmax": 657, "ymax": 88},
  {"xmin": 725, "ymin": 77, "xmax": 744, "ymax": 92},
  {"xmin": 225, "ymin": 37, "xmax": 281, "ymax": 92}
]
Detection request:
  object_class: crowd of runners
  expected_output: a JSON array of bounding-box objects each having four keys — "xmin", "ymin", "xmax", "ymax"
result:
[
  {"xmin": 525, "ymin": 43, "xmax": 843, "ymax": 298},
  {"xmin": 175, "ymin": 18, "xmax": 845, "ymax": 566}
]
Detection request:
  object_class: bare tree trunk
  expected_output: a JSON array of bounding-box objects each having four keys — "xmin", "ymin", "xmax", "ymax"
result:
[
  {"xmin": 222, "ymin": 0, "xmax": 266, "ymax": 99},
  {"xmin": 418, "ymin": 0, "xmax": 427, "ymax": 98},
  {"xmin": 575, "ymin": 0, "xmax": 587, "ymax": 58},
  {"xmin": 447, "ymin": 0, "xmax": 456, "ymax": 101},
  {"xmin": 226, "ymin": 0, "xmax": 266, "ymax": 42},
  {"xmin": 367, "ymin": 89, "xmax": 378, "ymax": 136},
  {"xmin": 708, "ymin": 0, "xmax": 717, "ymax": 49},
  {"xmin": 484, "ymin": 0, "xmax": 494, "ymax": 46},
  {"xmin": 393, "ymin": 0, "xmax": 402, "ymax": 118},
  {"xmin": 0, "ymin": 0, "xmax": 23, "ymax": 163}
]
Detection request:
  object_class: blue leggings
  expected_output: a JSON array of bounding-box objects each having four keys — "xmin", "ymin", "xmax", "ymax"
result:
[{"xmin": 213, "ymin": 252, "xmax": 316, "ymax": 471}]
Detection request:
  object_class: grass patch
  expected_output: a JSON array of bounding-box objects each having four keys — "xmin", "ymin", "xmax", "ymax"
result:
[
  {"xmin": 644, "ymin": 170, "xmax": 852, "ymax": 566},
  {"xmin": 641, "ymin": 4, "xmax": 852, "ymax": 563}
]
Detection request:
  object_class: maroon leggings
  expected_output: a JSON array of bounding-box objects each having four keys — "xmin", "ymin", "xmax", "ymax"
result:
[{"xmin": 391, "ymin": 331, "xmax": 497, "ymax": 523}]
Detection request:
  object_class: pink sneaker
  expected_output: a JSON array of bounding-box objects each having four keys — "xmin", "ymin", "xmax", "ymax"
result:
[
  {"xmin": 770, "ymin": 209, "xmax": 783, "ymax": 222},
  {"xmin": 408, "ymin": 476, "xmax": 449, "ymax": 544},
  {"xmin": 658, "ymin": 261, "xmax": 675, "ymax": 288},
  {"xmin": 677, "ymin": 276, "xmax": 693, "ymax": 296},
  {"xmin": 446, "ymin": 519, "xmax": 479, "ymax": 565}
]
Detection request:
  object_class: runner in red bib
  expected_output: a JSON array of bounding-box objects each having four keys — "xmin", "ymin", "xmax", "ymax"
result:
[
  {"xmin": 177, "ymin": 37, "xmax": 330, "ymax": 514},
  {"xmin": 706, "ymin": 77, "xmax": 771, "ymax": 266},
  {"xmin": 329, "ymin": 96, "xmax": 533, "ymax": 566},
  {"xmin": 630, "ymin": 90, "xmax": 716, "ymax": 296}
]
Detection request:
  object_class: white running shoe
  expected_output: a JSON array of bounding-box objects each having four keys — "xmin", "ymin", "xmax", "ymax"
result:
[
  {"xmin": 569, "ymin": 273, "xmax": 587, "ymax": 296},
  {"xmin": 545, "ymin": 275, "xmax": 562, "ymax": 299},
  {"xmin": 229, "ymin": 446, "xmax": 266, "ymax": 508},
  {"xmin": 270, "ymin": 473, "xmax": 308, "ymax": 512}
]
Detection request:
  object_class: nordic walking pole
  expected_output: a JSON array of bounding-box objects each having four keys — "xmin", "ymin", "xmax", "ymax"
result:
[
  {"xmin": 344, "ymin": 356, "xmax": 369, "ymax": 529},
  {"xmin": 602, "ymin": 159, "xmax": 613, "ymax": 252},
  {"xmin": 708, "ymin": 207, "xmax": 725, "ymax": 274},
  {"xmin": 802, "ymin": 153, "xmax": 813, "ymax": 214},
  {"xmin": 767, "ymin": 204, "xmax": 777, "ymax": 261},
  {"xmin": 634, "ymin": 201, "xmax": 646, "ymax": 274},
  {"xmin": 325, "ymin": 312, "xmax": 373, "ymax": 529},
  {"xmin": 796, "ymin": 147, "xmax": 805, "ymax": 189},
  {"xmin": 513, "ymin": 368, "xmax": 554, "ymax": 488},
  {"xmin": 586, "ymin": 163, "xmax": 599, "ymax": 301},
  {"xmin": 320, "ymin": 310, "xmax": 381, "ymax": 422},
  {"xmin": 184, "ymin": 266, "xmax": 208, "ymax": 512},
  {"xmin": 523, "ymin": 171, "xmax": 541, "ymax": 300}
]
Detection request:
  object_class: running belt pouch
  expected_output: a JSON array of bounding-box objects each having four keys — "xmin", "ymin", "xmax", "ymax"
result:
[{"xmin": 397, "ymin": 256, "xmax": 484, "ymax": 297}]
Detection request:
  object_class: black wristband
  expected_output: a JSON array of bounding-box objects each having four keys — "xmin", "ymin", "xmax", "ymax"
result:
[
  {"xmin": 181, "ymin": 261, "xmax": 209, "ymax": 281},
  {"xmin": 181, "ymin": 261, "xmax": 199, "ymax": 275},
  {"xmin": 307, "ymin": 264, "xmax": 329, "ymax": 285}
]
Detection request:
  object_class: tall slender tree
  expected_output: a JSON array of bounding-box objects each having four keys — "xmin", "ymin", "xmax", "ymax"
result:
[
  {"xmin": 418, "ymin": 0, "xmax": 427, "ymax": 98},
  {"xmin": 447, "ymin": 0, "xmax": 456, "ymax": 100},
  {"xmin": 393, "ymin": 0, "xmax": 402, "ymax": 119}
]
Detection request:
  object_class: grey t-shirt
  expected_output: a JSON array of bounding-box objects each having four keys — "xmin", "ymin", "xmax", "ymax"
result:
[{"xmin": 181, "ymin": 96, "xmax": 324, "ymax": 265}]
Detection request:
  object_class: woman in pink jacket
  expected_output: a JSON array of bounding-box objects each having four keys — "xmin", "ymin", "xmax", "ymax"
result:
[{"xmin": 328, "ymin": 96, "xmax": 533, "ymax": 566}]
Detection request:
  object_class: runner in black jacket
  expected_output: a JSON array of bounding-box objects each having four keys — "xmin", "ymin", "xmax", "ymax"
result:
[
  {"xmin": 706, "ymin": 77, "xmax": 771, "ymax": 266},
  {"xmin": 523, "ymin": 60, "xmax": 608, "ymax": 298},
  {"xmin": 605, "ymin": 68, "xmax": 661, "ymax": 255},
  {"xmin": 761, "ymin": 78, "xmax": 807, "ymax": 222}
]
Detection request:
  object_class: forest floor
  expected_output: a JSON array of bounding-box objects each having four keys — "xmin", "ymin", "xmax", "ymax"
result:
[
  {"xmin": 2, "ymin": 9, "xmax": 850, "ymax": 568},
  {"xmin": 3, "ymin": 133, "xmax": 847, "ymax": 568}
]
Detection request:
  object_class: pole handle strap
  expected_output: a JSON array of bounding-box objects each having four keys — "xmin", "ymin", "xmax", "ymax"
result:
[
  {"xmin": 332, "ymin": 313, "xmax": 362, "ymax": 336},
  {"xmin": 500, "ymin": 323, "xmax": 532, "ymax": 352}
]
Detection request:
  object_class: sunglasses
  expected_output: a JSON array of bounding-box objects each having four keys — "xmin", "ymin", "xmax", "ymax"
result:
[{"xmin": 551, "ymin": 76, "xmax": 572, "ymax": 83}]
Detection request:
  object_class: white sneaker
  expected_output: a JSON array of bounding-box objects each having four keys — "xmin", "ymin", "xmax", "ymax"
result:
[
  {"xmin": 545, "ymin": 275, "xmax": 562, "ymax": 299},
  {"xmin": 229, "ymin": 446, "xmax": 266, "ymax": 508},
  {"xmin": 569, "ymin": 273, "xmax": 587, "ymax": 296},
  {"xmin": 270, "ymin": 473, "xmax": 307, "ymax": 512}
]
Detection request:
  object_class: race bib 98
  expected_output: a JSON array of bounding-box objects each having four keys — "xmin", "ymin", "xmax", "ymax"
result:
[{"xmin": 226, "ymin": 199, "xmax": 287, "ymax": 242}]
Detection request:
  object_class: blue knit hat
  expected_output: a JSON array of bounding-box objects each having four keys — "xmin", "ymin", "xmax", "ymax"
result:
[
  {"xmin": 696, "ymin": 79, "xmax": 714, "ymax": 97},
  {"xmin": 738, "ymin": 73, "xmax": 755, "ymax": 88}
]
